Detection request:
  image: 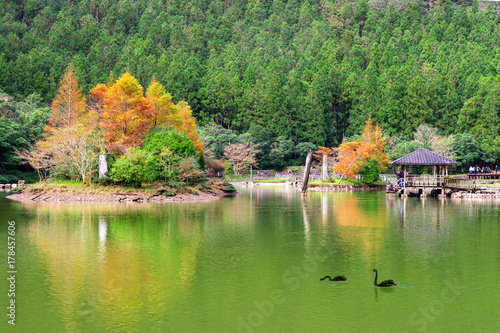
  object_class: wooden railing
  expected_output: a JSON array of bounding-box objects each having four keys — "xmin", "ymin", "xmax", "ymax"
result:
[
  {"xmin": 446, "ymin": 177, "xmax": 477, "ymax": 190},
  {"xmin": 406, "ymin": 175, "xmax": 444, "ymax": 187},
  {"xmin": 386, "ymin": 175, "xmax": 483, "ymax": 193}
]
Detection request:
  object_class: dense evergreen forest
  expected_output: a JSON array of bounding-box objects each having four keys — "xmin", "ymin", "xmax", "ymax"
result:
[{"xmin": 1, "ymin": 0, "xmax": 500, "ymax": 177}]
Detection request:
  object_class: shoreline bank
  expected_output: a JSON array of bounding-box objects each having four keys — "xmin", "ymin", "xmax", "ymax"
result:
[
  {"xmin": 7, "ymin": 191, "xmax": 234, "ymax": 203},
  {"xmin": 232, "ymin": 181, "xmax": 386, "ymax": 192},
  {"xmin": 6, "ymin": 181, "xmax": 238, "ymax": 203}
]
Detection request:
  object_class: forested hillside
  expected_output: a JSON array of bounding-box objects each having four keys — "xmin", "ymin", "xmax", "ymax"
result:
[{"xmin": 1, "ymin": 0, "xmax": 499, "ymax": 162}]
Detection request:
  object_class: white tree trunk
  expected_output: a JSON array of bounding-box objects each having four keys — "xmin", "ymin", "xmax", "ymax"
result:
[
  {"xmin": 322, "ymin": 154, "xmax": 328, "ymax": 180},
  {"xmin": 99, "ymin": 154, "xmax": 108, "ymax": 178}
]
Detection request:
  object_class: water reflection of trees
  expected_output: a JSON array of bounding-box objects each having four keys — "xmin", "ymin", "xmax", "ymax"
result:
[{"xmin": 21, "ymin": 199, "xmax": 259, "ymax": 330}]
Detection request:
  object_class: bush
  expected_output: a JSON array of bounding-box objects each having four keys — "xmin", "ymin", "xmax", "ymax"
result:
[
  {"xmin": 143, "ymin": 127, "xmax": 197, "ymax": 156},
  {"xmin": 178, "ymin": 157, "xmax": 204, "ymax": 185},
  {"xmin": 109, "ymin": 148, "xmax": 157, "ymax": 185},
  {"xmin": 221, "ymin": 182, "xmax": 236, "ymax": 192},
  {"xmin": 142, "ymin": 128, "xmax": 203, "ymax": 181},
  {"xmin": 165, "ymin": 181, "xmax": 186, "ymax": 189},
  {"xmin": 201, "ymin": 183, "xmax": 212, "ymax": 190},
  {"xmin": 10, "ymin": 186, "xmax": 24, "ymax": 194},
  {"xmin": 359, "ymin": 158, "xmax": 380, "ymax": 184},
  {"xmin": 94, "ymin": 177, "xmax": 113, "ymax": 186},
  {"xmin": 6, "ymin": 174, "xmax": 19, "ymax": 183}
]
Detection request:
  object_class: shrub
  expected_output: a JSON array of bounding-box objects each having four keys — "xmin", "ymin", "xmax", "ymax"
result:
[
  {"xmin": 0, "ymin": 175, "xmax": 8, "ymax": 183},
  {"xmin": 142, "ymin": 128, "xmax": 203, "ymax": 181},
  {"xmin": 10, "ymin": 186, "xmax": 24, "ymax": 194},
  {"xmin": 359, "ymin": 158, "xmax": 380, "ymax": 184},
  {"xmin": 97, "ymin": 177, "xmax": 114, "ymax": 186},
  {"xmin": 109, "ymin": 148, "xmax": 156, "ymax": 185},
  {"xmin": 221, "ymin": 182, "xmax": 236, "ymax": 192},
  {"xmin": 178, "ymin": 156, "xmax": 203, "ymax": 185},
  {"xmin": 143, "ymin": 127, "xmax": 197, "ymax": 156}
]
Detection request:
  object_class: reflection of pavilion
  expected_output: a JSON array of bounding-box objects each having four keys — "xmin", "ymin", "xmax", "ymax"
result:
[{"xmin": 394, "ymin": 196, "xmax": 447, "ymax": 230}]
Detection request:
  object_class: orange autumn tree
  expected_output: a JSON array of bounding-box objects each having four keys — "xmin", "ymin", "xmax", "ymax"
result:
[
  {"xmin": 100, "ymin": 73, "xmax": 153, "ymax": 153},
  {"xmin": 175, "ymin": 100, "xmax": 203, "ymax": 154},
  {"xmin": 46, "ymin": 63, "xmax": 86, "ymax": 132},
  {"xmin": 19, "ymin": 67, "xmax": 104, "ymax": 184},
  {"xmin": 334, "ymin": 140, "xmax": 364, "ymax": 180},
  {"xmin": 334, "ymin": 116, "xmax": 389, "ymax": 180},
  {"xmin": 87, "ymin": 83, "xmax": 108, "ymax": 125}
]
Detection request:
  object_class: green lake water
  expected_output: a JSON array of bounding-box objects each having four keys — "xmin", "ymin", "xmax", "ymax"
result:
[{"xmin": 1, "ymin": 186, "xmax": 499, "ymax": 332}]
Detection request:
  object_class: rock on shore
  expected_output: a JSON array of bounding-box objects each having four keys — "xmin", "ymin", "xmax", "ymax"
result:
[{"xmin": 450, "ymin": 191, "xmax": 500, "ymax": 200}]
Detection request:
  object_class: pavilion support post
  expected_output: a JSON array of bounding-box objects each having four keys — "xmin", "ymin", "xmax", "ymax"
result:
[
  {"xmin": 402, "ymin": 166, "xmax": 407, "ymax": 197},
  {"xmin": 439, "ymin": 165, "xmax": 446, "ymax": 198}
]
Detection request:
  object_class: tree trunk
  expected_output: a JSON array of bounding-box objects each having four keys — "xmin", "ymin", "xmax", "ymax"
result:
[
  {"xmin": 99, "ymin": 154, "xmax": 108, "ymax": 178},
  {"xmin": 322, "ymin": 154, "xmax": 328, "ymax": 180},
  {"xmin": 302, "ymin": 151, "xmax": 313, "ymax": 193}
]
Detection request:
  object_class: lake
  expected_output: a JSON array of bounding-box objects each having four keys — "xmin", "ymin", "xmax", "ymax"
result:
[{"xmin": 1, "ymin": 185, "xmax": 499, "ymax": 332}]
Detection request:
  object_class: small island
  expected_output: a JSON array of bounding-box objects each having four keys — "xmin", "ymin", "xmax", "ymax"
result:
[{"xmin": 7, "ymin": 179, "xmax": 237, "ymax": 203}]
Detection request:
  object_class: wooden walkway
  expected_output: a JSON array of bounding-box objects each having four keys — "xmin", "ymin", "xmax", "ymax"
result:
[
  {"xmin": 445, "ymin": 178, "xmax": 477, "ymax": 191},
  {"xmin": 468, "ymin": 173, "xmax": 500, "ymax": 180},
  {"xmin": 386, "ymin": 176, "xmax": 479, "ymax": 194}
]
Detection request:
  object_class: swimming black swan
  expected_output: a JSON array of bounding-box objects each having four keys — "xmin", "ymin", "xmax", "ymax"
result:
[
  {"xmin": 319, "ymin": 275, "xmax": 346, "ymax": 282},
  {"xmin": 372, "ymin": 269, "xmax": 396, "ymax": 287}
]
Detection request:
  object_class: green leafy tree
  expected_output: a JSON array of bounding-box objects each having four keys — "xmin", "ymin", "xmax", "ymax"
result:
[
  {"xmin": 452, "ymin": 134, "xmax": 484, "ymax": 171},
  {"xmin": 266, "ymin": 136, "xmax": 294, "ymax": 169},
  {"xmin": 359, "ymin": 158, "xmax": 380, "ymax": 184}
]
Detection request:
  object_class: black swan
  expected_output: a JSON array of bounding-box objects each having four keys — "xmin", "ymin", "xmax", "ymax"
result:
[
  {"xmin": 372, "ymin": 269, "xmax": 396, "ymax": 287},
  {"xmin": 319, "ymin": 275, "xmax": 346, "ymax": 282}
]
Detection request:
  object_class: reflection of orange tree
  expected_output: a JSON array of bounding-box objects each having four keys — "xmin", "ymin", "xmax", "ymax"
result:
[
  {"xmin": 330, "ymin": 194, "xmax": 388, "ymax": 257},
  {"xmin": 22, "ymin": 197, "xmax": 258, "ymax": 329},
  {"xmin": 94, "ymin": 210, "xmax": 211, "ymax": 328}
]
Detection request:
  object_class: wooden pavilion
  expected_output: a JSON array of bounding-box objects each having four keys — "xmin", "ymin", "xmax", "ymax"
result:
[{"xmin": 390, "ymin": 148, "xmax": 457, "ymax": 197}]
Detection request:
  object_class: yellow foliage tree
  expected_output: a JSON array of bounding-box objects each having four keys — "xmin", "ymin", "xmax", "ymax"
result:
[
  {"xmin": 46, "ymin": 63, "xmax": 86, "ymax": 131},
  {"xmin": 145, "ymin": 77, "xmax": 179, "ymax": 128},
  {"xmin": 175, "ymin": 100, "xmax": 203, "ymax": 154},
  {"xmin": 360, "ymin": 116, "xmax": 390, "ymax": 172}
]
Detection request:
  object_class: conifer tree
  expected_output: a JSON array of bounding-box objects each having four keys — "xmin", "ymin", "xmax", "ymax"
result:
[
  {"xmin": 146, "ymin": 77, "xmax": 178, "ymax": 128},
  {"xmin": 175, "ymin": 100, "xmax": 203, "ymax": 154},
  {"xmin": 100, "ymin": 72, "xmax": 153, "ymax": 153},
  {"xmin": 47, "ymin": 63, "xmax": 86, "ymax": 131}
]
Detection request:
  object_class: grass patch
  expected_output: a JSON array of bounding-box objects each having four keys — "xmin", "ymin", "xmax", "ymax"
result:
[
  {"xmin": 254, "ymin": 179, "xmax": 288, "ymax": 183},
  {"xmin": 21, "ymin": 178, "xmax": 226, "ymax": 196},
  {"xmin": 309, "ymin": 178, "xmax": 385, "ymax": 187}
]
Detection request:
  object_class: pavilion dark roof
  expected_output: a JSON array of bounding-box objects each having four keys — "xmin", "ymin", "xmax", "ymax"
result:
[{"xmin": 390, "ymin": 148, "xmax": 457, "ymax": 166}]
